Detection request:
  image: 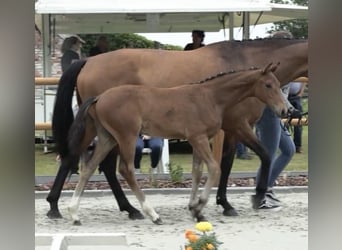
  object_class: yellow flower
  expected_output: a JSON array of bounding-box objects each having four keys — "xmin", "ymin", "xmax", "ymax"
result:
[
  {"xmin": 195, "ymin": 221, "xmax": 213, "ymax": 232},
  {"xmin": 186, "ymin": 247, "xmax": 193, "ymax": 250}
]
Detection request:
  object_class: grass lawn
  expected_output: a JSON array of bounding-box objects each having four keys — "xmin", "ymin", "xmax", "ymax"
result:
[{"xmin": 35, "ymin": 126, "xmax": 308, "ymax": 176}]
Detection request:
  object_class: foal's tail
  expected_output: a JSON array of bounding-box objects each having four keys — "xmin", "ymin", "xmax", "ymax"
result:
[
  {"xmin": 52, "ymin": 59, "xmax": 87, "ymax": 158},
  {"xmin": 68, "ymin": 96, "xmax": 97, "ymax": 157}
]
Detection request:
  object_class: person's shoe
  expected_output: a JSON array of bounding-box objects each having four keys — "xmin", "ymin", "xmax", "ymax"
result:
[
  {"xmin": 257, "ymin": 198, "xmax": 282, "ymax": 211},
  {"xmin": 151, "ymin": 167, "xmax": 158, "ymax": 174},
  {"xmin": 296, "ymin": 147, "xmax": 303, "ymax": 153},
  {"xmin": 266, "ymin": 190, "xmax": 281, "ymax": 204},
  {"xmin": 236, "ymin": 153, "xmax": 252, "ymax": 160},
  {"xmin": 135, "ymin": 169, "xmax": 141, "ymax": 174}
]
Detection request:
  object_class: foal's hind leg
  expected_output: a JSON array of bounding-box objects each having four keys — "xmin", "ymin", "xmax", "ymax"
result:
[
  {"xmin": 99, "ymin": 148, "xmax": 144, "ymax": 220},
  {"xmin": 68, "ymin": 133, "xmax": 115, "ymax": 225},
  {"xmin": 118, "ymin": 137, "xmax": 162, "ymax": 225}
]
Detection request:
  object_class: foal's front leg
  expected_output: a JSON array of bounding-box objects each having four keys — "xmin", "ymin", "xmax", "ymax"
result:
[
  {"xmin": 188, "ymin": 152, "xmax": 204, "ymax": 218},
  {"xmin": 188, "ymin": 135, "xmax": 221, "ymax": 222}
]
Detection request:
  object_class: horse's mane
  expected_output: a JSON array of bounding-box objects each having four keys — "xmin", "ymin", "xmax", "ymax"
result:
[
  {"xmin": 189, "ymin": 67, "xmax": 260, "ymax": 85},
  {"xmin": 206, "ymin": 37, "xmax": 307, "ymax": 48}
]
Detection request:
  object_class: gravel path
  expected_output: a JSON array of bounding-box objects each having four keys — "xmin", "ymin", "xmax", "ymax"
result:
[{"xmin": 35, "ymin": 188, "xmax": 307, "ymax": 250}]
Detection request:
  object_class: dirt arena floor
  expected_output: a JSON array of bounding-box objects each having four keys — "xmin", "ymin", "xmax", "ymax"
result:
[{"xmin": 35, "ymin": 187, "xmax": 307, "ymax": 250}]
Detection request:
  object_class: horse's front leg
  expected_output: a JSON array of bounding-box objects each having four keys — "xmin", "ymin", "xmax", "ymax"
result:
[
  {"xmin": 230, "ymin": 120, "xmax": 270, "ymax": 209},
  {"xmin": 241, "ymin": 133, "xmax": 270, "ymax": 209},
  {"xmin": 118, "ymin": 143, "xmax": 162, "ymax": 225},
  {"xmin": 99, "ymin": 147, "xmax": 144, "ymax": 220},
  {"xmin": 216, "ymin": 135, "xmax": 239, "ymax": 216},
  {"xmin": 189, "ymin": 135, "xmax": 221, "ymax": 222},
  {"xmin": 188, "ymin": 152, "xmax": 203, "ymax": 217}
]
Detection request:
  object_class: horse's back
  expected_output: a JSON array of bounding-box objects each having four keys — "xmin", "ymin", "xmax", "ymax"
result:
[
  {"xmin": 77, "ymin": 38, "xmax": 308, "ymax": 108},
  {"xmin": 77, "ymin": 47, "xmax": 225, "ymax": 99}
]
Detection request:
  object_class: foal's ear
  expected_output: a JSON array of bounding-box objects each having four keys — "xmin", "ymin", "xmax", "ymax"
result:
[
  {"xmin": 270, "ymin": 62, "xmax": 280, "ymax": 72},
  {"xmin": 261, "ymin": 62, "xmax": 273, "ymax": 74},
  {"xmin": 262, "ymin": 62, "xmax": 280, "ymax": 74}
]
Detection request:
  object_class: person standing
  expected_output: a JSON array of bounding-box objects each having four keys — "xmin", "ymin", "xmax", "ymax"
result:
[
  {"xmin": 61, "ymin": 36, "xmax": 83, "ymax": 73},
  {"xmin": 254, "ymin": 30, "xmax": 303, "ymax": 210},
  {"xmin": 288, "ymin": 80, "xmax": 307, "ymax": 153},
  {"xmin": 88, "ymin": 35, "xmax": 109, "ymax": 56},
  {"xmin": 184, "ymin": 30, "xmax": 205, "ymax": 50},
  {"xmin": 255, "ymin": 84, "xmax": 302, "ymax": 210}
]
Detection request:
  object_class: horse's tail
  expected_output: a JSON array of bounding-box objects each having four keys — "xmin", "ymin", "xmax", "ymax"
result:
[
  {"xmin": 68, "ymin": 96, "xmax": 98, "ymax": 157},
  {"xmin": 52, "ymin": 59, "xmax": 87, "ymax": 158}
]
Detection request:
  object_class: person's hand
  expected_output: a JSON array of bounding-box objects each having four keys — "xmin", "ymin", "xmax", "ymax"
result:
[
  {"xmin": 142, "ymin": 135, "xmax": 151, "ymax": 140},
  {"xmin": 288, "ymin": 108, "xmax": 302, "ymax": 119}
]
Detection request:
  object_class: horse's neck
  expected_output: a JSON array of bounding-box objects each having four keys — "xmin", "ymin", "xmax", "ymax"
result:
[
  {"xmin": 253, "ymin": 41, "xmax": 308, "ymax": 85},
  {"xmin": 203, "ymin": 73, "xmax": 255, "ymax": 111},
  {"xmin": 217, "ymin": 40, "xmax": 308, "ymax": 85}
]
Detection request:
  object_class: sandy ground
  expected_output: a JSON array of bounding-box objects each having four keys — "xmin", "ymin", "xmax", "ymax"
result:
[{"xmin": 35, "ymin": 188, "xmax": 307, "ymax": 250}]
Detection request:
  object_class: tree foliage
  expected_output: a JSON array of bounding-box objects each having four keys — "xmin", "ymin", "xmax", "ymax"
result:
[
  {"xmin": 268, "ymin": 0, "xmax": 308, "ymax": 38},
  {"xmin": 79, "ymin": 33, "xmax": 182, "ymax": 56}
]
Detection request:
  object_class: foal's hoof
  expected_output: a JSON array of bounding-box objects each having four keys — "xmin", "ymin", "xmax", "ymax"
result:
[
  {"xmin": 196, "ymin": 215, "xmax": 208, "ymax": 222},
  {"xmin": 47, "ymin": 210, "xmax": 63, "ymax": 219},
  {"xmin": 152, "ymin": 218, "xmax": 163, "ymax": 225},
  {"xmin": 73, "ymin": 220, "xmax": 82, "ymax": 226},
  {"xmin": 128, "ymin": 211, "xmax": 145, "ymax": 220},
  {"xmin": 223, "ymin": 208, "xmax": 239, "ymax": 217}
]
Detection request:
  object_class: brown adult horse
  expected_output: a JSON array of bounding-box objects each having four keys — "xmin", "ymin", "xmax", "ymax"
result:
[
  {"xmin": 48, "ymin": 37, "xmax": 308, "ymax": 219},
  {"xmin": 67, "ymin": 64, "xmax": 286, "ymax": 225}
]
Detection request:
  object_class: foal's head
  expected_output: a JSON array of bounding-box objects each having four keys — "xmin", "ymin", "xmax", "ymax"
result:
[{"xmin": 254, "ymin": 62, "xmax": 287, "ymax": 117}]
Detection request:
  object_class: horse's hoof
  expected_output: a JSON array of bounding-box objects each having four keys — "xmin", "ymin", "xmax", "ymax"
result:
[
  {"xmin": 251, "ymin": 194, "xmax": 264, "ymax": 209},
  {"xmin": 73, "ymin": 220, "xmax": 82, "ymax": 226},
  {"xmin": 223, "ymin": 208, "xmax": 239, "ymax": 217},
  {"xmin": 47, "ymin": 210, "xmax": 63, "ymax": 219},
  {"xmin": 152, "ymin": 218, "xmax": 163, "ymax": 225},
  {"xmin": 128, "ymin": 211, "xmax": 145, "ymax": 220}
]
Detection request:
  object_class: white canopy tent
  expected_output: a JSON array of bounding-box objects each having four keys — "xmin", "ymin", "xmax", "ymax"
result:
[
  {"xmin": 35, "ymin": 0, "xmax": 307, "ymax": 75},
  {"xmin": 35, "ymin": 0, "xmax": 307, "ymax": 35}
]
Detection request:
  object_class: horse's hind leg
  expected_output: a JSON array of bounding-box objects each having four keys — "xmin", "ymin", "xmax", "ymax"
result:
[
  {"xmin": 118, "ymin": 137, "xmax": 162, "ymax": 225},
  {"xmin": 68, "ymin": 131, "xmax": 115, "ymax": 225},
  {"xmin": 216, "ymin": 135, "xmax": 239, "ymax": 216},
  {"xmin": 99, "ymin": 148, "xmax": 144, "ymax": 220},
  {"xmin": 46, "ymin": 155, "xmax": 79, "ymax": 219}
]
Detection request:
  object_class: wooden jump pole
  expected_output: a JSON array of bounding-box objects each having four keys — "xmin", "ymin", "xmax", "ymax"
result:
[{"xmin": 35, "ymin": 77, "xmax": 60, "ymax": 85}]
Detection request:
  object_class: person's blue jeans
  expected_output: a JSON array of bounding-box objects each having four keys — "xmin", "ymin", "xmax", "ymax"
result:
[
  {"xmin": 256, "ymin": 107, "xmax": 295, "ymax": 187},
  {"xmin": 236, "ymin": 142, "xmax": 248, "ymax": 157},
  {"xmin": 134, "ymin": 137, "xmax": 163, "ymax": 169}
]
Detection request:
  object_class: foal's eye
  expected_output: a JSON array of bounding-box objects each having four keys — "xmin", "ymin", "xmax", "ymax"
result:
[{"xmin": 265, "ymin": 83, "xmax": 272, "ymax": 89}]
